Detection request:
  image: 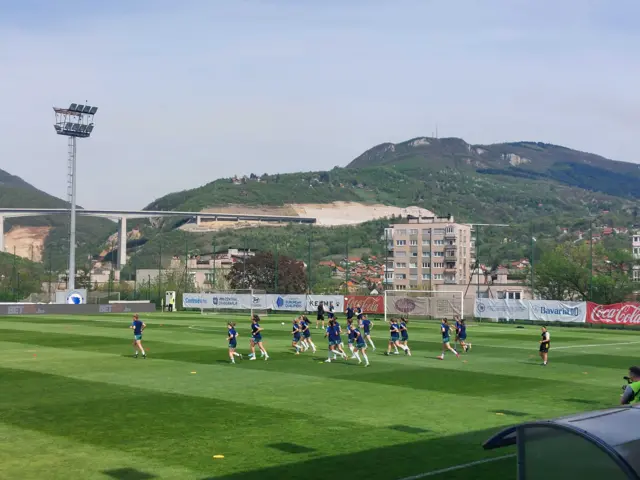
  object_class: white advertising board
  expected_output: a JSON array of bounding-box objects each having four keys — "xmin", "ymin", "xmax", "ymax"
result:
[{"xmin": 475, "ymin": 299, "xmax": 586, "ymax": 323}]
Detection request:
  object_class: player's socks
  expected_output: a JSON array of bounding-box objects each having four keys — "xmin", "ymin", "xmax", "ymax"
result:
[
  {"xmin": 353, "ymin": 351, "xmax": 361, "ymax": 363},
  {"xmin": 362, "ymin": 352, "xmax": 369, "ymax": 366},
  {"xmin": 139, "ymin": 347, "xmax": 146, "ymax": 356},
  {"xmin": 368, "ymin": 339, "xmax": 376, "ymax": 349}
]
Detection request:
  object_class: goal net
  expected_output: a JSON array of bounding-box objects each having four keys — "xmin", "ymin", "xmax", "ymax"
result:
[
  {"xmin": 184, "ymin": 289, "xmax": 268, "ymax": 317},
  {"xmin": 384, "ymin": 290, "xmax": 463, "ymax": 322}
]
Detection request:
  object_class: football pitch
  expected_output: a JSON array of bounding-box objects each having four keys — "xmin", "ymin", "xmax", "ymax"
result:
[{"xmin": 0, "ymin": 313, "xmax": 635, "ymax": 480}]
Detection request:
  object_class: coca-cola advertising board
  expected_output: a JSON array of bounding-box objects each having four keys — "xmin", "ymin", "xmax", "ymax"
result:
[
  {"xmin": 587, "ymin": 302, "xmax": 640, "ymax": 325},
  {"xmin": 343, "ymin": 296, "xmax": 384, "ymax": 314}
]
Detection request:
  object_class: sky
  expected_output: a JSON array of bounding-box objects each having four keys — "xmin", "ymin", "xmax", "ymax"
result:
[{"xmin": 0, "ymin": 0, "xmax": 639, "ymax": 210}]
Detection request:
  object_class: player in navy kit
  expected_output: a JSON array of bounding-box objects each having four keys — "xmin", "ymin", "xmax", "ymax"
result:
[
  {"xmin": 346, "ymin": 305, "xmax": 355, "ymax": 321},
  {"xmin": 299, "ymin": 315, "xmax": 317, "ymax": 353},
  {"xmin": 346, "ymin": 319, "xmax": 357, "ymax": 357},
  {"xmin": 355, "ymin": 305, "xmax": 363, "ymax": 321},
  {"xmin": 457, "ymin": 318, "xmax": 471, "ymax": 352},
  {"xmin": 327, "ymin": 304, "xmax": 335, "ymax": 321},
  {"xmin": 438, "ymin": 318, "xmax": 459, "ymax": 360},
  {"xmin": 386, "ymin": 318, "xmax": 409, "ymax": 355},
  {"xmin": 325, "ymin": 319, "xmax": 347, "ymax": 362},
  {"xmin": 227, "ymin": 322, "xmax": 242, "ymax": 363},
  {"xmin": 454, "ymin": 315, "xmax": 462, "ymax": 349},
  {"xmin": 249, "ymin": 314, "xmax": 269, "ymax": 361},
  {"xmin": 130, "ymin": 314, "xmax": 146, "ymax": 358},
  {"xmin": 399, "ymin": 317, "xmax": 411, "ymax": 356},
  {"xmin": 292, "ymin": 317, "xmax": 303, "ymax": 355},
  {"xmin": 359, "ymin": 314, "xmax": 376, "ymax": 351},
  {"xmin": 352, "ymin": 324, "xmax": 370, "ymax": 367}
]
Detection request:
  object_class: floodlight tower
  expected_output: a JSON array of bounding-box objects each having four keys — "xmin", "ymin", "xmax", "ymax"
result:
[{"xmin": 53, "ymin": 103, "xmax": 98, "ymax": 290}]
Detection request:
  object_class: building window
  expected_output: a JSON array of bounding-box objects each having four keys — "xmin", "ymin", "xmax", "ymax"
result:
[
  {"xmin": 445, "ymin": 226, "xmax": 455, "ymax": 233},
  {"xmin": 395, "ymin": 285, "xmax": 406, "ymax": 290},
  {"xmin": 422, "ymin": 251, "xmax": 430, "ymax": 257},
  {"xmin": 498, "ymin": 291, "xmax": 522, "ymax": 299},
  {"xmin": 433, "ymin": 262, "xmax": 444, "ymax": 269},
  {"xmin": 634, "ymin": 247, "xmax": 640, "ymax": 256},
  {"xmin": 395, "ymin": 251, "xmax": 406, "ymax": 258},
  {"xmin": 433, "ymin": 251, "xmax": 444, "ymax": 257},
  {"xmin": 433, "ymin": 228, "xmax": 445, "ymax": 236},
  {"xmin": 386, "ymin": 273, "xmax": 394, "ymax": 279},
  {"xmin": 409, "ymin": 262, "xmax": 417, "ymax": 268},
  {"xmin": 434, "ymin": 240, "xmax": 444, "ymax": 246},
  {"xmin": 396, "ymin": 229, "xmax": 407, "ymax": 235},
  {"xmin": 410, "ymin": 274, "xmax": 418, "ymax": 281},
  {"xmin": 409, "ymin": 229, "xmax": 418, "ymax": 235},
  {"xmin": 396, "ymin": 240, "xmax": 406, "ymax": 246},
  {"xmin": 410, "ymin": 240, "xmax": 418, "ymax": 246},
  {"xmin": 396, "ymin": 262, "xmax": 407, "ymax": 268},
  {"xmin": 422, "ymin": 239, "xmax": 430, "ymax": 246},
  {"xmin": 422, "ymin": 262, "xmax": 430, "ymax": 268},
  {"xmin": 634, "ymin": 269, "xmax": 640, "ymax": 281},
  {"xmin": 433, "ymin": 274, "xmax": 443, "ymax": 280},
  {"xmin": 395, "ymin": 273, "xmax": 406, "ymax": 280},
  {"xmin": 421, "ymin": 229, "xmax": 431, "ymax": 236},
  {"xmin": 635, "ymin": 236, "xmax": 640, "ymax": 243},
  {"xmin": 411, "ymin": 251, "xmax": 418, "ymax": 257},
  {"xmin": 422, "ymin": 273, "xmax": 431, "ymax": 280},
  {"xmin": 204, "ymin": 273, "xmax": 215, "ymax": 283}
]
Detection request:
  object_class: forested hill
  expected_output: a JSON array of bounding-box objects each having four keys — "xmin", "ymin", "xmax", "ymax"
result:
[{"xmin": 348, "ymin": 137, "xmax": 640, "ymax": 200}]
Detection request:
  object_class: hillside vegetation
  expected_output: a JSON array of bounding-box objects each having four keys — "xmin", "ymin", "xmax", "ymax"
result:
[{"xmin": 0, "ymin": 168, "xmax": 115, "ymax": 269}]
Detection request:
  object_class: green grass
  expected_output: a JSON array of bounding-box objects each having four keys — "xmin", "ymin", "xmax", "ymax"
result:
[{"xmin": 0, "ymin": 313, "xmax": 635, "ymax": 479}]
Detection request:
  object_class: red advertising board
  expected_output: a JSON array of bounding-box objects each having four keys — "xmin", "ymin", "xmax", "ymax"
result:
[
  {"xmin": 343, "ymin": 295, "xmax": 384, "ymax": 314},
  {"xmin": 586, "ymin": 302, "xmax": 640, "ymax": 325}
]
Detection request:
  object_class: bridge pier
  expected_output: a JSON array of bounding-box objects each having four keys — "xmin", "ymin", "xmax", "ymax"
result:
[
  {"xmin": 117, "ymin": 217, "xmax": 127, "ymax": 269},
  {"xmin": 196, "ymin": 215, "xmax": 201, "ymax": 226}
]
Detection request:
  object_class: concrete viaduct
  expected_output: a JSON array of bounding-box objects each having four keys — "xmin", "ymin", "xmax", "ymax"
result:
[{"xmin": 0, "ymin": 208, "xmax": 317, "ymax": 269}]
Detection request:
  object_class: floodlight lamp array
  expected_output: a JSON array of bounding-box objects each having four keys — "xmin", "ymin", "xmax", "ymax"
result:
[{"xmin": 53, "ymin": 102, "xmax": 98, "ymax": 138}]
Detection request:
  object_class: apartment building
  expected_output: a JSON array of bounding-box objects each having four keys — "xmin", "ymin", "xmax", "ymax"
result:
[
  {"xmin": 384, "ymin": 215, "xmax": 473, "ymax": 290},
  {"xmin": 633, "ymin": 232, "xmax": 640, "ymax": 281}
]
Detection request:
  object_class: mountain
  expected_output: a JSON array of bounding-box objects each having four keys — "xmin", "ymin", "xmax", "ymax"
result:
[
  {"xmin": 348, "ymin": 137, "xmax": 640, "ymax": 199},
  {"xmin": 0, "ymin": 168, "xmax": 115, "ymax": 268}
]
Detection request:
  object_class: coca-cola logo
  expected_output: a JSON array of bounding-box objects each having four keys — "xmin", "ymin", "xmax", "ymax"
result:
[
  {"xmin": 394, "ymin": 298, "xmax": 417, "ymax": 314},
  {"xmin": 344, "ymin": 296, "xmax": 383, "ymax": 314},
  {"xmin": 589, "ymin": 303, "xmax": 640, "ymax": 325}
]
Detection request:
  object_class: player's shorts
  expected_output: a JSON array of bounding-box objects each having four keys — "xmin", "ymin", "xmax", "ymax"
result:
[
  {"xmin": 442, "ymin": 336, "xmax": 450, "ymax": 344},
  {"xmin": 329, "ymin": 339, "xmax": 339, "ymax": 346},
  {"xmin": 293, "ymin": 334, "xmax": 301, "ymax": 342},
  {"xmin": 390, "ymin": 335, "xmax": 400, "ymax": 342},
  {"xmin": 228, "ymin": 340, "xmax": 237, "ymax": 349},
  {"xmin": 328, "ymin": 313, "xmax": 335, "ymax": 319},
  {"xmin": 363, "ymin": 328, "xmax": 370, "ymax": 335},
  {"xmin": 459, "ymin": 334, "xmax": 467, "ymax": 341},
  {"xmin": 134, "ymin": 334, "xmax": 142, "ymax": 341},
  {"xmin": 356, "ymin": 341, "xmax": 366, "ymax": 349},
  {"xmin": 303, "ymin": 330, "xmax": 311, "ymax": 338},
  {"xmin": 401, "ymin": 334, "xmax": 409, "ymax": 341},
  {"xmin": 540, "ymin": 343, "xmax": 550, "ymax": 353},
  {"xmin": 317, "ymin": 314, "xmax": 324, "ymax": 321},
  {"xmin": 252, "ymin": 335, "xmax": 262, "ymax": 343},
  {"xmin": 348, "ymin": 338, "xmax": 354, "ymax": 344},
  {"xmin": 357, "ymin": 315, "xmax": 363, "ymax": 321}
]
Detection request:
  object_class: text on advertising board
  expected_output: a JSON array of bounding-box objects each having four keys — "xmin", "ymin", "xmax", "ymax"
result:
[
  {"xmin": 343, "ymin": 296, "xmax": 384, "ymax": 314},
  {"xmin": 587, "ymin": 302, "xmax": 640, "ymax": 325}
]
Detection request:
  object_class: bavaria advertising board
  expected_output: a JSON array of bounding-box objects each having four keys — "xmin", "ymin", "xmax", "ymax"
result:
[
  {"xmin": 586, "ymin": 302, "xmax": 640, "ymax": 325},
  {"xmin": 343, "ymin": 296, "xmax": 384, "ymax": 314},
  {"xmin": 475, "ymin": 299, "xmax": 586, "ymax": 323}
]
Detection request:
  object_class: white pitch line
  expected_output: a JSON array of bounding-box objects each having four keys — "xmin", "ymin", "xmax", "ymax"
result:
[
  {"xmin": 397, "ymin": 454, "xmax": 516, "ymax": 480},
  {"xmin": 475, "ymin": 341, "xmax": 640, "ymax": 351}
]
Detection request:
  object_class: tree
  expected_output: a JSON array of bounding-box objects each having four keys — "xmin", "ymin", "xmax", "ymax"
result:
[
  {"xmin": 531, "ymin": 242, "xmax": 635, "ymax": 303},
  {"xmin": 226, "ymin": 251, "xmax": 307, "ymax": 293}
]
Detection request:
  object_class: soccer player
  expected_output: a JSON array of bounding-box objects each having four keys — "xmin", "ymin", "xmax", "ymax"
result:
[
  {"xmin": 346, "ymin": 319, "xmax": 357, "ymax": 356},
  {"xmin": 539, "ymin": 326, "xmax": 550, "ymax": 366},
  {"xmin": 227, "ymin": 322, "xmax": 242, "ymax": 363},
  {"xmin": 299, "ymin": 315, "xmax": 317, "ymax": 353},
  {"xmin": 458, "ymin": 319, "xmax": 471, "ymax": 353},
  {"xmin": 360, "ymin": 314, "xmax": 376, "ymax": 351},
  {"xmin": 346, "ymin": 305, "xmax": 355, "ymax": 321},
  {"xmin": 316, "ymin": 301, "xmax": 325, "ymax": 329},
  {"xmin": 355, "ymin": 305, "xmax": 364, "ymax": 321},
  {"xmin": 386, "ymin": 318, "xmax": 401, "ymax": 355},
  {"xmin": 453, "ymin": 315, "xmax": 462, "ymax": 349},
  {"xmin": 292, "ymin": 317, "xmax": 303, "ymax": 355},
  {"xmin": 249, "ymin": 314, "xmax": 269, "ymax": 361},
  {"xmin": 399, "ymin": 317, "xmax": 411, "ymax": 356},
  {"xmin": 130, "ymin": 314, "xmax": 146, "ymax": 358},
  {"xmin": 328, "ymin": 304, "xmax": 335, "ymax": 321},
  {"xmin": 325, "ymin": 319, "xmax": 347, "ymax": 362},
  {"xmin": 352, "ymin": 325, "xmax": 370, "ymax": 367},
  {"xmin": 333, "ymin": 317, "xmax": 349, "ymax": 359},
  {"xmin": 438, "ymin": 318, "xmax": 459, "ymax": 360}
]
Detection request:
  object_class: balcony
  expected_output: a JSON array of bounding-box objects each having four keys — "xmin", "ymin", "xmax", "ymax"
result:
[
  {"xmin": 445, "ymin": 251, "xmax": 457, "ymax": 260},
  {"xmin": 444, "ymin": 277, "xmax": 457, "ymax": 284},
  {"xmin": 445, "ymin": 230, "xmax": 456, "ymax": 239},
  {"xmin": 445, "ymin": 265, "xmax": 457, "ymax": 273}
]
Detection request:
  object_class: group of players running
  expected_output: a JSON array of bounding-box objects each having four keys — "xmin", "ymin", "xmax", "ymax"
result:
[{"xmin": 128, "ymin": 304, "xmax": 472, "ymax": 365}]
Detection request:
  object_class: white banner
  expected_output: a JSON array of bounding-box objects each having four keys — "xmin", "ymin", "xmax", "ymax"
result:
[
  {"xmin": 475, "ymin": 298, "xmax": 586, "ymax": 323},
  {"xmin": 267, "ymin": 294, "xmax": 307, "ymax": 311},
  {"xmin": 307, "ymin": 295, "xmax": 344, "ymax": 312},
  {"xmin": 182, "ymin": 293, "xmax": 267, "ymax": 310},
  {"xmin": 474, "ymin": 298, "xmax": 529, "ymax": 320}
]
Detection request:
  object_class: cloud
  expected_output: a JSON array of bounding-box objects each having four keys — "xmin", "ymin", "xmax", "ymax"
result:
[{"xmin": 0, "ymin": 0, "xmax": 638, "ymax": 208}]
